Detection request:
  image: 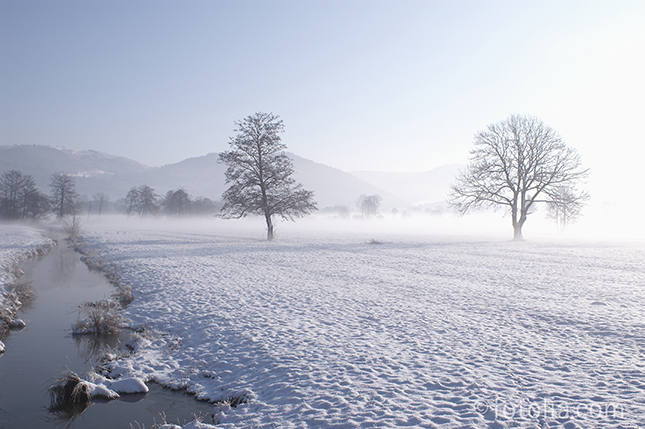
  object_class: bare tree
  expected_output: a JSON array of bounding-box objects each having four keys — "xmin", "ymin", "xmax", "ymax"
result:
[
  {"xmin": 92, "ymin": 192, "xmax": 110, "ymax": 218},
  {"xmin": 125, "ymin": 187, "xmax": 140, "ymax": 216},
  {"xmin": 162, "ymin": 188, "xmax": 191, "ymax": 216},
  {"xmin": 219, "ymin": 112, "xmax": 317, "ymax": 240},
  {"xmin": 0, "ymin": 170, "xmax": 27, "ymax": 220},
  {"xmin": 0, "ymin": 170, "xmax": 49, "ymax": 220},
  {"xmin": 356, "ymin": 194, "xmax": 382, "ymax": 218},
  {"xmin": 191, "ymin": 197, "xmax": 220, "ymax": 216},
  {"xmin": 449, "ymin": 114, "xmax": 589, "ymax": 240},
  {"xmin": 21, "ymin": 177, "xmax": 50, "ymax": 220},
  {"xmin": 50, "ymin": 173, "xmax": 81, "ymax": 219},
  {"xmin": 138, "ymin": 185, "xmax": 159, "ymax": 216},
  {"xmin": 546, "ymin": 186, "xmax": 588, "ymax": 232},
  {"xmin": 124, "ymin": 185, "xmax": 159, "ymax": 216}
]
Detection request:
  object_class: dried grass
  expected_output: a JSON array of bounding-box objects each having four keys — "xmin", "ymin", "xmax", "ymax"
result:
[
  {"xmin": 48, "ymin": 370, "xmax": 92, "ymax": 418},
  {"xmin": 73, "ymin": 299, "xmax": 123, "ymax": 335}
]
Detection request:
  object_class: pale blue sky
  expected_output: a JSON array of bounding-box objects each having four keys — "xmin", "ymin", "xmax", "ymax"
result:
[{"xmin": 1, "ymin": 0, "xmax": 643, "ymax": 202}]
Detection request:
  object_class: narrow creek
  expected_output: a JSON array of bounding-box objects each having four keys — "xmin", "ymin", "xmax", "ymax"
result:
[{"xmin": 0, "ymin": 244, "xmax": 215, "ymax": 428}]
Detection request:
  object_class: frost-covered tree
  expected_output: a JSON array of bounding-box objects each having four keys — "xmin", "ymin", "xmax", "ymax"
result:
[
  {"xmin": 125, "ymin": 187, "xmax": 140, "ymax": 216},
  {"xmin": 449, "ymin": 114, "xmax": 589, "ymax": 240},
  {"xmin": 191, "ymin": 197, "xmax": 220, "ymax": 216},
  {"xmin": 124, "ymin": 185, "xmax": 159, "ymax": 216},
  {"xmin": 219, "ymin": 112, "xmax": 317, "ymax": 240},
  {"xmin": 356, "ymin": 194, "xmax": 382, "ymax": 218},
  {"xmin": 50, "ymin": 173, "xmax": 81, "ymax": 218},
  {"xmin": 92, "ymin": 192, "xmax": 110, "ymax": 218},
  {"xmin": 0, "ymin": 170, "xmax": 49, "ymax": 220},
  {"xmin": 138, "ymin": 185, "xmax": 159, "ymax": 216},
  {"xmin": 0, "ymin": 170, "xmax": 27, "ymax": 220},
  {"xmin": 162, "ymin": 188, "xmax": 191, "ymax": 216},
  {"xmin": 21, "ymin": 176, "xmax": 50, "ymax": 220},
  {"xmin": 546, "ymin": 186, "xmax": 588, "ymax": 232}
]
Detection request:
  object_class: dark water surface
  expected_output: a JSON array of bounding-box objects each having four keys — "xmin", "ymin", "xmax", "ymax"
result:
[{"xmin": 0, "ymin": 245, "xmax": 214, "ymax": 429}]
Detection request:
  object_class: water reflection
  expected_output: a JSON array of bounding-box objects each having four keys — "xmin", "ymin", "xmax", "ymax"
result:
[
  {"xmin": 28, "ymin": 243, "xmax": 105, "ymax": 293},
  {"xmin": 73, "ymin": 332, "xmax": 123, "ymax": 366},
  {"xmin": 1, "ymin": 245, "xmax": 215, "ymax": 428}
]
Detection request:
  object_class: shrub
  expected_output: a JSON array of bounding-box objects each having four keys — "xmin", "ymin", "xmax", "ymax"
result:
[{"xmin": 72, "ymin": 299, "xmax": 123, "ymax": 335}]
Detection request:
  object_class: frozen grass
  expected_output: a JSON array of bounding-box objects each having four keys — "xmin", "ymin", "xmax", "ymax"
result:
[
  {"xmin": 47, "ymin": 370, "xmax": 93, "ymax": 420},
  {"xmin": 130, "ymin": 411, "xmax": 217, "ymax": 429},
  {"xmin": 214, "ymin": 394, "xmax": 248, "ymax": 408},
  {"xmin": 0, "ymin": 278, "xmax": 35, "ymax": 337},
  {"xmin": 47, "ymin": 369, "xmax": 131, "ymax": 425},
  {"xmin": 63, "ymin": 215, "xmax": 83, "ymax": 240},
  {"xmin": 73, "ymin": 299, "xmax": 124, "ymax": 335}
]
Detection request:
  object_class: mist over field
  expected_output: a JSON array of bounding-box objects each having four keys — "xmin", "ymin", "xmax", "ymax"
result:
[
  {"xmin": 2, "ymin": 1, "xmax": 645, "ymax": 427},
  {"xmin": 58, "ymin": 216, "xmax": 645, "ymax": 428}
]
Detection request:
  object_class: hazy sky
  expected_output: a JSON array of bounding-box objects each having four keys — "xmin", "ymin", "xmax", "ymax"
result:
[{"xmin": 1, "ymin": 1, "xmax": 644, "ymax": 203}]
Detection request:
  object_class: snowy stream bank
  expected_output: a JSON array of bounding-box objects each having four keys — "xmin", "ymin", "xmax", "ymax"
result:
[{"xmin": 0, "ymin": 225, "xmax": 217, "ymax": 428}]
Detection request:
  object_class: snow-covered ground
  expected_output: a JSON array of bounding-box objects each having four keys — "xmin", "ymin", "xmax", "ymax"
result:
[
  {"xmin": 64, "ymin": 216, "xmax": 644, "ymax": 428},
  {"xmin": 0, "ymin": 224, "xmax": 55, "ymax": 288},
  {"xmin": 0, "ymin": 224, "xmax": 56, "ymax": 326}
]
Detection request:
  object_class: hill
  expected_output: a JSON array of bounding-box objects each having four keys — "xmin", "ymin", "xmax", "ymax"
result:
[
  {"xmin": 0, "ymin": 145, "xmax": 409, "ymax": 210},
  {"xmin": 350, "ymin": 164, "xmax": 464, "ymax": 205}
]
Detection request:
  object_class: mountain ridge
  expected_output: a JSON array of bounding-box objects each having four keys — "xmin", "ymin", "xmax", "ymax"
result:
[{"xmin": 0, "ymin": 144, "xmax": 458, "ymax": 210}]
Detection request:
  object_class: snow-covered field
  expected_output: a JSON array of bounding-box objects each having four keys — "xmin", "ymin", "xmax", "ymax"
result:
[
  {"xmin": 0, "ymin": 224, "xmax": 54, "ymax": 289},
  {"xmin": 3, "ymin": 218, "xmax": 645, "ymax": 428},
  {"xmin": 65, "ymin": 217, "xmax": 644, "ymax": 428},
  {"xmin": 0, "ymin": 224, "xmax": 56, "ymax": 318}
]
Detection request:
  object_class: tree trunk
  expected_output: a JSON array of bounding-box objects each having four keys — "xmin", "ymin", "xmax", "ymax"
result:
[
  {"xmin": 513, "ymin": 223, "xmax": 523, "ymax": 241},
  {"xmin": 513, "ymin": 210, "xmax": 527, "ymax": 241},
  {"xmin": 265, "ymin": 213, "xmax": 274, "ymax": 241}
]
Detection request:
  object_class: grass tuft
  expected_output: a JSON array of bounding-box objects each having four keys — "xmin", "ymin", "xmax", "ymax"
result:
[
  {"xmin": 215, "ymin": 393, "xmax": 249, "ymax": 408},
  {"xmin": 48, "ymin": 370, "xmax": 92, "ymax": 418},
  {"xmin": 73, "ymin": 299, "xmax": 123, "ymax": 335}
]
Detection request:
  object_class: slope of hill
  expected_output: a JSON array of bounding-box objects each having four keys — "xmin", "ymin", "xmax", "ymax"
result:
[
  {"xmin": 350, "ymin": 164, "xmax": 464, "ymax": 205},
  {"xmin": 0, "ymin": 145, "xmax": 150, "ymax": 198},
  {"xmin": 289, "ymin": 154, "xmax": 408, "ymax": 210},
  {"xmin": 0, "ymin": 145, "xmax": 408, "ymax": 210}
]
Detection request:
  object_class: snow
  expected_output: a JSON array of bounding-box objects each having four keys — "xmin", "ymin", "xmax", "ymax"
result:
[
  {"xmin": 89, "ymin": 373, "xmax": 150, "ymax": 394},
  {"xmin": 2, "ymin": 218, "xmax": 645, "ymax": 428},
  {"xmin": 156, "ymin": 422, "xmax": 217, "ymax": 429},
  {"xmin": 0, "ymin": 224, "xmax": 55, "ymax": 292},
  {"xmin": 72, "ymin": 217, "xmax": 645, "ymax": 428},
  {"xmin": 84, "ymin": 380, "xmax": 120, "ymax": 400},
  {"xmin": 0, "ymin": 224, "xmax": 56, "ymax": 338}
]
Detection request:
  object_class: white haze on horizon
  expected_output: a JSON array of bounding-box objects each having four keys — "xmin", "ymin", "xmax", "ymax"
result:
[{"xmin": 81, "ymin": 206, "xmax": 645, "ymax": 245}]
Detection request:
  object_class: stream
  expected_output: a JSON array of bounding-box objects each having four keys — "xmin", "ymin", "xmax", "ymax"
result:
[{"xmin": 0, "ymin": 244, "xmax": 215, "ymax": 428}]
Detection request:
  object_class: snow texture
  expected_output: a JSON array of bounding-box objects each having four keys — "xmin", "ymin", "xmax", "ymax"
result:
[
  {"xmin": 72, "ymin": 218, "xmax": 645, "ymax": 428},
  {"xmin": 89, "ymin": 373, "xmax": 149, "ymax": 394},
  {"xmin": 84, "ymin": 381, "xmax": 120, "ymax": 400},
  {"xmin": 4, "ymin": 221, "xmax": 645, "ymax": 428},
  {"xmin": 0, "ymin": 224, "xmax": 54, "ymax": 294}
]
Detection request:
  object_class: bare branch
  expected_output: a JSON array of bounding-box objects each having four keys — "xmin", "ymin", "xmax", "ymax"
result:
[
  {"xmin": 219, "ymin": 112, "xmax": 317, "ymax": 240},
  {"xmin": 448, "ymin": 114, "xmax": 589, "ymax": 240}
]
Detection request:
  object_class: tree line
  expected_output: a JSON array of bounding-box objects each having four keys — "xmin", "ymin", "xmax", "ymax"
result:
[
  {"xmin": 0, "ymin": 171, "xmax": 78, "ymax": 220},
  {"xmin": 123, "ymin": 186, "xmax": 220, "ymax": 217},
  {"xmin": 0, "ymin": 171, "xmax": 221, "ymax": 221}
]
